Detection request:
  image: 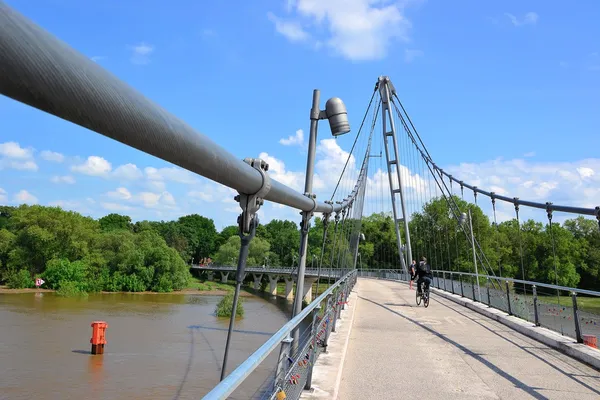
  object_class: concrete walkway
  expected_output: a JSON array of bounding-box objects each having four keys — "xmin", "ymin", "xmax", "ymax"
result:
[{"xmin": 338, "ymin": 278, "xmax": 600, "ymax": 400}]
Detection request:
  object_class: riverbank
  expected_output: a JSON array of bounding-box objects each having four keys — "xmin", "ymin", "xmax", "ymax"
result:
[{"xmin": 0, "ymin": 279, "xmax": 254, "ymax": 296}]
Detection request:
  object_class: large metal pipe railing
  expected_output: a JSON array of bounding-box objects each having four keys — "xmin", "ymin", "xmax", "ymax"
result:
[{"xmin": 0, "ymin": 2, "xmax": 357, "ymax": 215}]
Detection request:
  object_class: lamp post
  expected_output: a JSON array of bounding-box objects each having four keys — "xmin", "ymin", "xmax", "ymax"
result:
[
  {"xmin": 460, "ymin": 209, "xmax": 481, "ymax": 302},
  {"xmin": 291, "ymin": 89, "xmax": 351, "ymax": 346}
]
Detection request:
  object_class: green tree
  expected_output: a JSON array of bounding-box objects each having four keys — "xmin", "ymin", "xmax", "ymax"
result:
[{"xmin": 98, "ymin": 213, "xmax": 133, "ymax": 232}]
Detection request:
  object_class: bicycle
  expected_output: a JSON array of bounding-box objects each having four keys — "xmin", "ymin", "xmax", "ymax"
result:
[{"xmin": 415, "ymin": 281, "xmax": 430, "ymax": 308}]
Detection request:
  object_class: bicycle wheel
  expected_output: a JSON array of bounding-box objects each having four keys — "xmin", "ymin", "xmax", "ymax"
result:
[
  {"xmin": 423, "ymin": 290, "xmax": 430, "ymax": 308},
  {"xmin": 416, "ymin": 287, "xmax": 422, "ymax": 306}
]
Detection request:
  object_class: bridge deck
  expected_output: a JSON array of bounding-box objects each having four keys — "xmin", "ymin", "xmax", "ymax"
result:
[{"xmin": 339, "ymin": 278, "xmax": 600, "ymax": 399}]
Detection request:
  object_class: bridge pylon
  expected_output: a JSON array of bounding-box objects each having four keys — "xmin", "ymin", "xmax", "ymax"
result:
[{"xmin": 377, "ymin": 76, "xmax": 412, "ymax": 274}]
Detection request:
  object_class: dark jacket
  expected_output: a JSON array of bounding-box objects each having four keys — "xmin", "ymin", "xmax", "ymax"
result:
[{"xmin": 416, "ymin": 261, "xmax": 432, "ymax": 279}]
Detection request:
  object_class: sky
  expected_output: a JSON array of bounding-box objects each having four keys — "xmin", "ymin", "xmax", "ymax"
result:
[{"xmin": 1, "ymin": 0, "xmax": 599, "ymax": 230}]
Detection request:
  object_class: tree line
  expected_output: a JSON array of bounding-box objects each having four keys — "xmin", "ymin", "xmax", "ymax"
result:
[
  {"xmin": 1, "ymin": 197, "xmax": 598, "ymax": 293},
  {"xmin": 364, "ymin": 196, "xmax": 600, "ymax": 291}
]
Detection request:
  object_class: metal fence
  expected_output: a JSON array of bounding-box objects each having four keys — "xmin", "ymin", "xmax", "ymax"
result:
[
  {"xmin": 358, "ymin": 269, "xmax": 600, "ymax": 345},
  {"xmin": 202, "ymin": 270, "xmax": 357, "ymax": 399}
]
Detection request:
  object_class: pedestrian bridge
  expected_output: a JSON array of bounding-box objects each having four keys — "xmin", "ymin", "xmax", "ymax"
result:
[{"xmin": 327, "ymin": 278, "xmax": 600, "ymax": 400}]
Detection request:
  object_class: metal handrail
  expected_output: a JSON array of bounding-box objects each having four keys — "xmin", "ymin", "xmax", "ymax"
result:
[
  {"xmin": 431, "ymin": 269, "xmax": 600, "ymax": 297},
  {"xmin": 202, "ymin": 270, "xmax": 356, "ymax": 399}
]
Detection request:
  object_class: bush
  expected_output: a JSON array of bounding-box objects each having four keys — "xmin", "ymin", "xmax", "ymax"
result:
[
  {"xmin": 56, "ymin": 280, "xmax": 88, "ymax": 297},
  {"xmin": 7, "ymin": 269, "xmax": 33, "ymax": 289},
  {"xmin": 215, "ymin": 291, "xmax": 244, "ymax": 318}
]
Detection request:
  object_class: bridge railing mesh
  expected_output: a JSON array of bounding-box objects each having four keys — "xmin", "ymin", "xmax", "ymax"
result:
[{"xmin": 202, "ymin": 270, "xmax": 356, "ymax": 400}]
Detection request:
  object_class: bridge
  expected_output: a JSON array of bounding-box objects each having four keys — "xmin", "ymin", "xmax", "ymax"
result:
[
  {"xmin": 191, "ymin": 265, "xmax": 344, "ymax": 302},
  {"xmin": 2, "ymin": 2, "xmax": 600, "ymax": 399}
]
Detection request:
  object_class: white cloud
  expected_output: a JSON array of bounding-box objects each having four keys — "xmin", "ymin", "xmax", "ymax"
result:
[
  {"xmin": 13, "ymin": 190, "xmax": 38, "ymax": 205},
  {"xmin": 107, "ymin": 187, "xmax": 132, "ymax": 200},
  {"xmin": 259, "ymin": 152, "xmax": 306, "ymax": 192},
  {"xmin": 279, "ymin": 129, "xmax": 305, "ymax": 147},
  {"xmin": 0, "ymin": 141, "xmax": 38, "ymax": 171},
  {"xmin": 269, "ymin": 0, "xmax": 415, "ymax": 61},
  {"xmin": 504, "ymin": 12, "xmax": 538, "ymax": 27},
  {"xmin": 40, "ymin": 150, "xmax": 65, "ymax": 163},
  {"xmin": 130, "ymin": 42, "xmax": 154, "ymax": 65},
  {"xmin": 71, "ymin": 156, "xmax": 112, "ymax": 177},
  {"xmin": 0, "ymin": 188, "xmax": 6, "ymax": 202},
  {"xmin": 145, "ymin": 166, "xmax": 198, "ymax": 185},
  {"xmin": 0, "ymin": 141, "xmax": 33, "ymax": 159},
  {"xmin": 267, "ymin": 12, "xmax": 310, "ymax": 42},
  {"xmin": 51, "ymin": 175, "xmax": 76, "ymax": 184},
  {"xmin": 0, "ymin": 159, "xmax": 38, "ymax": 171},
  {"xmin": 523, "ymin": 151, "xmax": 535, "ymax": 158},
  {"xmin": 404, "ymin": 49, "xmax": 423, "ymax": 63},
  {"xmin": 105, "ymin": 187, "xmax": 176, "ymax": 210},
  {"xmin": 138, "ymin": 191, "xmax": 176, "ymax": 208},
  {"xmin": 188, "ymin": 190, "xmax": 214, "ymax": 202},
  {"xmin": 444, "ymin": 157, "xmax": 600, "ymax": 215},
  {"xmin": 91, "ymin": 56, "xmax": 105, "ymax": 62},
  {"xmin": 113, "ymin": 163, "xmax": 143, "ymax": 180}
]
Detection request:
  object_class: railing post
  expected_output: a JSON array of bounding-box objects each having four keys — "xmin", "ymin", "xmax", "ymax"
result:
[
  {"xmin": 486, "ymin": 277, "xmax": 491, "ymax": 307},
  {"xmin": 532, "ymin": 285, "xmax": 540, "ymax": 327},
  {"xmin": 460, "ymin": 275, "xmax": 464, "ymax": 297},
  {"xmin": 273, "ymin": 334, "xmax": 293, "ymax": 392},
  {"xmin": 443, "ymin": 271, "xmax": 447, "ymax": 292},
  {"xmin": 322, "ymin": 293, "xmax": 334, "ymax": 351},
  {"xmin": 472, "ymin": 277, "xmax": 477, "ymax": 302},
  {"xmin": 331, "ymin": 286, "xmax": 342, "ymax": 333},
  {"xmin": 304, "ymin": 304, "xmax": 321, "ymax": 390},
  {"xmin": 451, "ymin": 272, "xmax": 455, "ymax": 295},
  {"xmin": 506, "ymin": 280, "xmax": 512, "ymax": 316},
  {"xmin": 572, "ymin": 292, "xmax": 583, "ymax": 343}
]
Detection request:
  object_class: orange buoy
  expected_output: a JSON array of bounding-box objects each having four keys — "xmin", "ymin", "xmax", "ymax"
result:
[
  {"xmin": 583, "ymin": 334, "xmax": 598, "ymax": 349},
  {"xmin": 90, "ymin": 321, "xmax": 108, "ymax": 355}
]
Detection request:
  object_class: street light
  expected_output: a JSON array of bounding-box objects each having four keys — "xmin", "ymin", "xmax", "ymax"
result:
[
  {"xmin": 459, "ymin": 210, "xmax": 481, "ymax": 302},
  {"xmin": 291, "ymin": 89, "xmax": 351, "ymax": 351}
]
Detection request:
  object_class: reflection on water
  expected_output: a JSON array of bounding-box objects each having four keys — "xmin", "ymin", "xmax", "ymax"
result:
[{"xmin": 0, "ymin": 291, "xmax": 293, "ymax": 399}]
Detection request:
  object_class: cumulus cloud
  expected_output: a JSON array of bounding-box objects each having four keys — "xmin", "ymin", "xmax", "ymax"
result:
[
  {"xmin": 268, "ymin": 0, "xmax": 415, "ymax": 61},
  {"xmin": 107, "ymin": 187, "xmax": 132, "ymax": 200},
  {"xmin": 113, "ymin": 163, "xmax": 143, "ymax": 180},
  {"xmin": 71, "ymin": 156, "xmax": 112, "ymax": 177},
  {"xmin": 40, "ymin": 150, "xmax": 65, "ymax": 163},
  {"xmin": 0, "ymin": 141, "xmax": 38, "ymax": 171},
  {"xmin": 13, "ymin": 190, "xmax": 38, "ymax": 205},
  {"xmin": 279, "ymin": 129, "xmax": 305, "ymax": 147},
  {"xmin": 0, "ymin": 188, "xmax": 6, "ymax": 202},
  {"xmin": 51, "ymin": 175, "xmax": 76, "ymax": 184},
  {"xmin": 441, "ymin": 157, "xmax": 600, "ymax": 223},
  {"xmin": 105, "ymin": 187, "xmax": 177, "ymax": 210},
  {"xmin": 145, "ymin": 166, "xmax": 198, "ymax": 185},
  {"xmin": 259, "ymin": 151, "xmax": 306, "ymax": 192}
]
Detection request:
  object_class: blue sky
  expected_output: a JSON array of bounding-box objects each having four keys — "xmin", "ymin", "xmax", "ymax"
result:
[{"xmin": 1, "ymin": 0, "xmax": 599, "ymax": 229}]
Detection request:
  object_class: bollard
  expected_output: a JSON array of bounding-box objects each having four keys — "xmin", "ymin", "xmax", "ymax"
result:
[
  {"xmin": 532, "ymin": 285, "xmax": 540, "ymax": 326},
  {"xmin": 583, "ymin": 335, "xmax": 598, "ymax": 349},
  {"xmin": 90, "ymin": 321, "xmax": 108, "ymax": 355}
]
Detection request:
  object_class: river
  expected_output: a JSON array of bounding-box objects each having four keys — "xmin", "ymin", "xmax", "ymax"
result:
[{"xmin": 0, "ymin": 290, "xmax": 295, "ymax": 400}]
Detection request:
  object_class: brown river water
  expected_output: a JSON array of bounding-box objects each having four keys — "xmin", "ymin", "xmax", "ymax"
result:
[{"xmin": 0, "ymin": 291, "xmax": 294, "ymax": 400}]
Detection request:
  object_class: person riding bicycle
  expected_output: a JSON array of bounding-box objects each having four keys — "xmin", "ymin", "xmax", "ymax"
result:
[{"xmin": 414, "ymin": 256, "xmax": 432, "ymax": 296}]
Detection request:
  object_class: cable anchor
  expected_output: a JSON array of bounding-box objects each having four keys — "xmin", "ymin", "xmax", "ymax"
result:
[{"xmin": 234, "ymin": 158, "xmax": 271, "ymax": 235}]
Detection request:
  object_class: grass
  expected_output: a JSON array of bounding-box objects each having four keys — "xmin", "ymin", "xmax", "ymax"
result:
[
  {"xmin": 188, "ymin": 277, "xmax": 234, "ymax": 292},
  {"xmin": 215, "ymin": 291, "xmax": 244, "ymax": 318},
  {"xmin": 275, "ymin": 280, "xmax": 332, "ymax": 297}
]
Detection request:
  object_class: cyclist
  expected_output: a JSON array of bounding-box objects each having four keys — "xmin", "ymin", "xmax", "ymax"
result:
[{"xmin": 414, "ymin": 256, "xmax": 432, "ymax": 296}]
